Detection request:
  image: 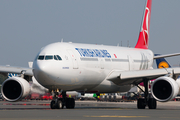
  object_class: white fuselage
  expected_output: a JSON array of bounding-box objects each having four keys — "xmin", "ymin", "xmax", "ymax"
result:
[{"xmin": 33, "ymin": 42, "xmax": 154, "ymax": 93}]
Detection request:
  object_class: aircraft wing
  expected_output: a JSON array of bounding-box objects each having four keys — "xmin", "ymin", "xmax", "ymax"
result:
[
  {"xmin": 154, "ymin": 53, "xmax": 180, "ymax": 59},
  {"xmin": 107, "ymin": 68, "xmax": 180, "ymax": 86},
  {"xmin": 0, "ymin": 65, "xmax": 33, "ymax": 76}
]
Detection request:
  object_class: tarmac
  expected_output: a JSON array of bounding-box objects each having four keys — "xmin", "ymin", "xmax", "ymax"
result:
[{"xmin": 0, "ymin": 100, "xmax": 180, "ymax": 120}]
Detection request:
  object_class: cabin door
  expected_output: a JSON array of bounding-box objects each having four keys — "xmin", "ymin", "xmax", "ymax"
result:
[{"xmin": 67, "ymin": 50, "xmax": 78, "ymax": 69}]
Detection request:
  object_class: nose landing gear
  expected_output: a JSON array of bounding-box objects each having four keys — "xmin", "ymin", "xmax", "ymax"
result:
[{"xmin": 50, "ymin": 91, "xmax": 75, "ymax": 109}]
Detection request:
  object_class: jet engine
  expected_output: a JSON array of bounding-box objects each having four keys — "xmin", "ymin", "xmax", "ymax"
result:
[
  {"xmin": 1, "ymin": 77, "xmax": 31, "ymax": 102},
  {"xmin": 151, "ymin": 76, "xmax": 179, "ymax": 102}
]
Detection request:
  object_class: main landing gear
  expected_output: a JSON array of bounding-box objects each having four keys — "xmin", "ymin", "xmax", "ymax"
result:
[
  {"xmin": 50, "ymin": 91, "xmax": 75, "ymax": 109},
  {"xmin": 136, "ymin": 79, "xmax": 157, "ymax": 109}
]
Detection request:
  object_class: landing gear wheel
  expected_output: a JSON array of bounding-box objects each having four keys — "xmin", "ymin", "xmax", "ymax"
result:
[
  {"xmin": 137, "ymin": 98, "xmax": 146, "ymax": 109},
  {"xmin": 50, "ymin": 100, "xmax": 56, "ymax": 109},
  {"xmin": 69, "ymin": 98, "xmax": 75, "ymax": 108},
  {"xmin": 50, "ymin": 91, "xmax": 76, "ymax": 109},
  {"xmin": 66, "ymin": 98, "xmax": 70, "ymax": 108},
  {"xmin": 148, "ymin": 98, "xmax": 157, "ymax": 109},
  {"xmin": 57, "ymin": 100, "xmax": 64, "ymax": 109},
  {"xmin": 66, "ymin": 98, "xmax": 75, "ymax": 109}
]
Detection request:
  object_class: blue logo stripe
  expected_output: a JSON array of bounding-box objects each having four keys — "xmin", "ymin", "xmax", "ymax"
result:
[{"xmin": 75, "ymin": 48, "xmax": 111, "ymax": 58}]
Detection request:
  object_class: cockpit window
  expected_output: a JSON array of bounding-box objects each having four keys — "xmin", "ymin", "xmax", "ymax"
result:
[
  {"xmin": 56, "ymin": 55, "xmax": 62, "ymax": 60},
  {"xmin": 37, "ymin": 55, "xmax": 62, "ymax": 61},
  {"xmin": 38, "ymin": 56, "xmax": 45, "ymax": 60},
  {"xmin": 45, "ymin": 56, "xmax": 53, "ymax": 60},
  {"xmin": 54, "ymin": 55, "xmax": 58, "ymax": 60},
  {"xmin": 54, "ymin": 55, "xmax": 62, "ymax": 60}
]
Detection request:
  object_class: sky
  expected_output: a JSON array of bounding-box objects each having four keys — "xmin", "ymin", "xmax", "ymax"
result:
[{"xmin": 0, "ymin": 0, "xmax": 180, "ymax": 68}]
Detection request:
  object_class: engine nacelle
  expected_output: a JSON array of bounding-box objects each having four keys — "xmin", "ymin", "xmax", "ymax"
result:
[
  {"xmin": 1, "ymin": 77, "xmax": 31, "ymax": 102},
  {"xmin": 151, "ymin": 76, "xmax": 179, "ymax": 102}
]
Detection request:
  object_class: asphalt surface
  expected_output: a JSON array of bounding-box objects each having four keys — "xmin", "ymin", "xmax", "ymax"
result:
[{"xmin": 0, "ymin": 100, "xmax": 180, "ymax": 120}]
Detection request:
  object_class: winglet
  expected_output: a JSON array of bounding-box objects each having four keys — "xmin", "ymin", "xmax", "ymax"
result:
[{"xmin": 135, "ymin": 0, "xmax": 152, "ymax": 49}]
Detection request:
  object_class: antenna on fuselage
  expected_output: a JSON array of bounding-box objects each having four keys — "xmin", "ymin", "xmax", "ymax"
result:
[
  {"xmin": 117, "ymin": 43, "xmax": 119, "ymax": 47},
  {"xmin": 61, "ymin": 38, "xmax": 63, "ymax": 42}
]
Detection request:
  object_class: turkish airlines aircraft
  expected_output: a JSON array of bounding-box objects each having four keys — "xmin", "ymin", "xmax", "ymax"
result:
[{"xmin": 1, "ymin": 0, "xmax": 180, "ymax": 109}]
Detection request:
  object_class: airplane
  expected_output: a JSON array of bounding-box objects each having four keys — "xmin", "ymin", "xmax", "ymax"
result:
[
  {"xmin": 1, "ymin": 0, "xmax": 180, "ymax": 109},
  {"xmin": 155, "ymin": 54, "xmax": 171, "ymax": 69}
]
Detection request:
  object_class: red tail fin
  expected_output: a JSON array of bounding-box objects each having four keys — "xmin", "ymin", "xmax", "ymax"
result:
[{"xmin": 135, "ymin": 0, "xmax": 152, "ymax": 49}]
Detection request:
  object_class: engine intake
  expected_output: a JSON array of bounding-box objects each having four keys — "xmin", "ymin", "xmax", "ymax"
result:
[
  {"xmin": 151, "ymin": 76, "xmax": 179, "ymax": 102},
  {"xmin": 1, "ymin": 77, "xmax": 31, "ymax": 102}
]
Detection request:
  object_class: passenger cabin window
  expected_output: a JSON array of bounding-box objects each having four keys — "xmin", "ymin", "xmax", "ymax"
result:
[{"xmin": 38, "ymin": 56, "xmax": 44, "ymax": 60}]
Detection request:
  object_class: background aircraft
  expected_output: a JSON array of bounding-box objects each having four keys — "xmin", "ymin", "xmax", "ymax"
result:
[{"xmin": 155, "ymin": 54, "xmax": 171, "ymax": 68}]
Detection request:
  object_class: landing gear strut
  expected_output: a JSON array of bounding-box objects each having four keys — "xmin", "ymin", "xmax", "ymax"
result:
[
  {"xmin": 50, "ymin": 91, "xmax": 75, "ymax": 109},
  {"xmin": 136, "ymin": 79, "xmax": 157, "ymax": 109}
]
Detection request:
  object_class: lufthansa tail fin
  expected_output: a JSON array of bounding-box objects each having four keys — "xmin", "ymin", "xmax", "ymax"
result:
[
  {"xmin": 155, "ymin": 54, "xmax": 171, "ymax": 69},
  {"xmin": 135, "ymin": 0, "xmax": 152, "ymax": 49}
]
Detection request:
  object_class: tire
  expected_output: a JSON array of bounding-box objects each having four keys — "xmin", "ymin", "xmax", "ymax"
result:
[
  {"xmin": 66, "ymin": 98, "xmax": 70, "ymax": 109},
  {"xmin": 148, "ymin": 98, "xmax": 157, "ymax": 109},
  {"xmin": 66, "ymin": 98, "xmax": 75, "ymax": 109},
  {"xmin": 69, "ymin": 98, "xmax": 75, "ymax": 109},
  {"xmin": 137, "ymin": 98, "xmax": 146, "ymax": 109},
  {"xmin": 50, "ymin": 100, "xmax": 56, "ymax": 109},
  {"xmin": 57, "ymin": 100, "xmax": 64, "ymax": 109}
]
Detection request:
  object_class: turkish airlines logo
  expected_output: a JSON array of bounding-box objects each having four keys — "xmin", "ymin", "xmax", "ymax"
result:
[{"xmin": 142, "ymin": 7, "xmax": 150, "ymax": 46}]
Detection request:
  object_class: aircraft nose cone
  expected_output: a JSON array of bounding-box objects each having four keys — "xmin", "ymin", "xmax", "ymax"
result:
[
  {"xmin": 33, "ymin": 61, "xmax": 45, "ymax": 75},
  {"xmin": 33, "ymin": 61, "xmax": 52, "ymax": 85}
]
